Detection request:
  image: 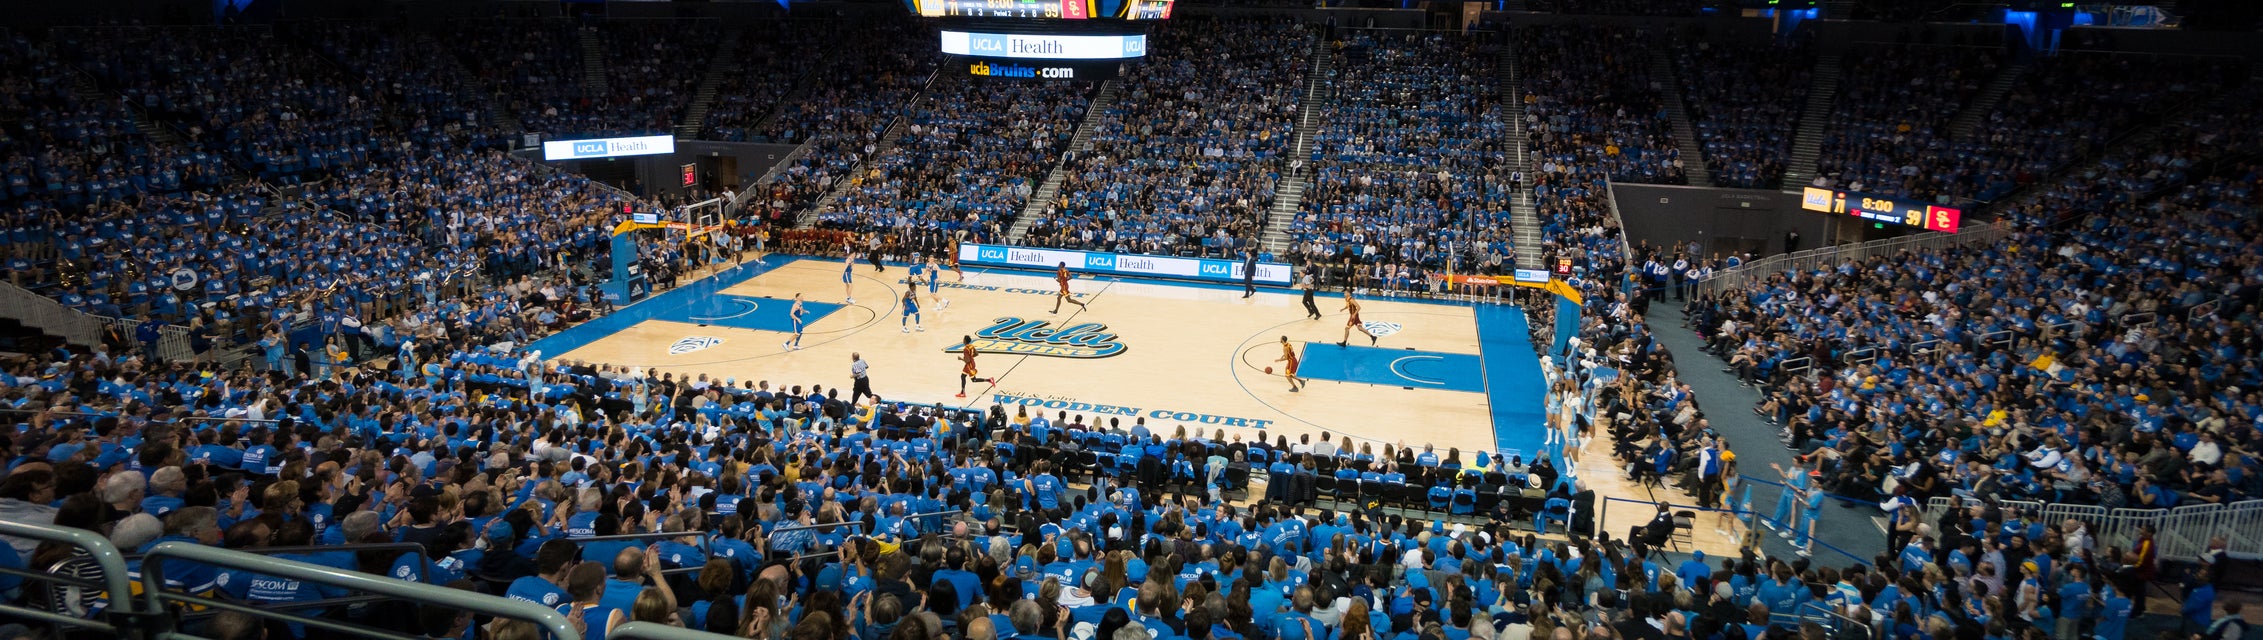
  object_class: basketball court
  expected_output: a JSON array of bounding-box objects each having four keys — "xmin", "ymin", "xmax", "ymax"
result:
[
  {"xmin": 528, "ymin": 255, "xmax": 1745, "ymax": 553},
  {"xmin": 532, "ymin": 256, "xmax": 1549, "ymax": 455}
]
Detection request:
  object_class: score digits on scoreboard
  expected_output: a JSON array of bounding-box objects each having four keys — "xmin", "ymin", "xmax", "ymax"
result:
[{"xmin": 1802, "ymin": 187, "xmax": 1962, "ymax": 233}]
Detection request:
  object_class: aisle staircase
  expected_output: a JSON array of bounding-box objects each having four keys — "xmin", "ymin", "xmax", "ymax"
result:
[
  {"xmin": 1949, "ymin": 60, "xmax": 2029, "ymax": 140},
  {"xmin": 1007, "ymin": 80, "xmax": 1119, "ymax": 241},
  {"xmin": 578, "ymin": 28, "xmax": 609, "ymax": 95},
  {"xmin": 1260, "ymin": 29, "xmax": 1334, "ymax": 258},
  {"xmin": 1503, "ymin": 38, "xmax": 1542, "ymax": 270},
  {"xmin": 74, "ymin": 70, "xmax": 186, "ymax": 148},
  {"xmin": 675, "ymin": 27, "xmax": 743, "ymax": 139},
  {"xmin": 486, "ymin": 94, "xmax": 525, "ymax": 138},
  {"xmin": 1651, "ymin": 51, "xmax": 1710, "ymax": 187},
  {"xmin": 1781, "ymin": 52, "xmax": 1842, "ymax": 189},
  {"xmin": 800, "ymin": 70, "xmax": 948, "ymax": 228},
  {"xmin": 750, "ymin": 71, "xmax": 818, "ymax": 140}
]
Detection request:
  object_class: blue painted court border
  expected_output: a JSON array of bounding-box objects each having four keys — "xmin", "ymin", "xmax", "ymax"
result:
[
  {"xmin": 1474, "ymin": 306, "xmax": 1549, "ymax": 453},
  {"xmin": 1295, "ymin": 343, "xmax": 1486, "ymax": 393},
  {"xmin": 526, "ymin": 257, "xmax": 811, "ymax": 357}
]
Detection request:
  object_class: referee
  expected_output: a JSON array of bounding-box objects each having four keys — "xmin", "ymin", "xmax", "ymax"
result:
[
  {"xmin": 849, "ymin": 352, "xmax": 873, "ymax": 404},
  {"xmin": 1298, "ymin": 267, "xmax": 1321, "ymax": 320}
]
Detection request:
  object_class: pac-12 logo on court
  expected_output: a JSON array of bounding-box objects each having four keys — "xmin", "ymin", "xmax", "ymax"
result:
[
  {"xmin": 1363, "ymin": 322, "xmax": 1403, "ymax": 338},
  {"xmin": 670, "ymin": 336, "xmax": 725, "ymax": 355},
  {"xmin": 945, "ymin": 317, "xmax": 1126, "ymax": 359}
]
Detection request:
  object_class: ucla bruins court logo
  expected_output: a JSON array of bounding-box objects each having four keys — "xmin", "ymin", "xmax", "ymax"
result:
[{"xmin": 942, "ymin": 317, "xmax": 1127, "ymax": 359}]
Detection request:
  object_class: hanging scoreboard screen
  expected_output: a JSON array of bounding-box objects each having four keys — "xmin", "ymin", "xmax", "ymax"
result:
[
  {"xmin": 915, "ymin": 0, "xmax": 1090, "ymax": 19},
  {"xmin": 1801, "ymin": 187, "xmax": 1963, "ymax": 233},
  {"xmin": 909, "ymin": 0, "xmax": 1172, "ymax": 19}
]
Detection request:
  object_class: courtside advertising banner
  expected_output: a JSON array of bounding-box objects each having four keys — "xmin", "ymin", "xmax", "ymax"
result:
[
  {"xmin": 958, "ymin": 244, "xmax": 1291, "ymax": 285},
  {"xmin": 940, "ymin": 31, "xmax": 1147, "ymax": 60},
  {"xmin": 542, "ymin": 135, "xmax": 676, "ymax": 161}
]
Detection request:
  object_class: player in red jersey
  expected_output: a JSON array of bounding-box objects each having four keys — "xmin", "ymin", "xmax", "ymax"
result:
[
  {"xmin": 1275, "ymin": 335, "xmax": 1304, "ymax": 392},
  {"xmin": 1050, "ymin": 262, "xmax": 1088, "ymax": 314},
  {"xmin": 957, "ymin": 335, "xmax": 992, "ymax": 398},
  {"xmin": 1338, "ymin": 289, "xmax": 1377, "ymax": 347}
]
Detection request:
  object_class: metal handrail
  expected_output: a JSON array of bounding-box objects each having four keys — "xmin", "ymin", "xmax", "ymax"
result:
[
  {"xmin": 769, "ymin": 509, "xmax": 964, "ymax": 536},
  {"xmin": 1696, "ymin": 219, "xmax": 2011, "ymax": 297},
  {"xmin": 125, "ymin": 542, "xmax": 428, "ymax": 581},
  {"xmin": 0, "ymin": 406, "xmax": 281, "ymax": 423},
  {"xmin": 0, "ymin": 520, "xmax": 138, "ymax": 634},
  {"xmin": 139, "ymin": 541, "xmax": 580, "ymax": 640}
]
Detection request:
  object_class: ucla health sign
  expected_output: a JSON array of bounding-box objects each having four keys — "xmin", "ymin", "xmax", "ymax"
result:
[
  {"xmin": 542, "ymin": 135, "xmax": 677, "ymax": 161},
  {"xmin": 957, "ymin": 244, "xmax": 1292, "ymax": 285},
  {"xmin": 940, "ymin": 31, "xmax": 1147, "ymax": 60}
]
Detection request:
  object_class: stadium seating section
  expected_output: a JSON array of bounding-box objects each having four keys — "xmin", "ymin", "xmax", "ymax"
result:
[
  {"xmin": 1025, "ymin": 18, "xmax": 1310, "ymax": 258},
  {"xmin": 0, "ymin": 14, "xmax": 2255, "ymax": 640},
  {"xmin": 1288, "ymin": 31, "xmax": 1511, "ymax": 281}
]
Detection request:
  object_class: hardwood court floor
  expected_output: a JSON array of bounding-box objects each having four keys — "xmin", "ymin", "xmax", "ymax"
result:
[
  {"xmin": 544, "ymin": 258, "xmax": 1506, "ymax": 455},
  {"xmin": 537, "ymin": 257, "xmax": 1742, "ymax": 555}
]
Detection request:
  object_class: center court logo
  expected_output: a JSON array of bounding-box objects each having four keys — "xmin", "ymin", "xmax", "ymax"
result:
[
  {"xmin": 1363, "ymin": 322, "xmax": 1403, "ymax": 338},
  {"xmin": 944, "ymin": 317, "xmax": 1126, "ymax": 359},
  {"xmin": 669, "ymin": 336, "xmax": 725, "ymax": 355}
]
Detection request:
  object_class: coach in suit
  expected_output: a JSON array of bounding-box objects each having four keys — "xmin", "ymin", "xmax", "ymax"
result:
[{"xmin": 1241, "ymin": 250, "xmax": 1258, "ymax": 298}]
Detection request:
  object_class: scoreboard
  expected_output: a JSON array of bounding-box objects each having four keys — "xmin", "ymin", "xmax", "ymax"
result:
[
  {"xmin": 916, "ymin": 0, "xmax": 1090, "ymax": 19},
  {"xmin": 910, "ymin": 0, "xmax": 1172, "ymax": 19},
  {"xmin": 1801, "ymin": 187, "xmax": 1962, "ymax": 233}
]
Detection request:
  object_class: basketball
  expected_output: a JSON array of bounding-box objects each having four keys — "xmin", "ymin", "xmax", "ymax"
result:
[{"xmin": 1264, "ymin": 366, "xmax": 1273, "ymax": 374}]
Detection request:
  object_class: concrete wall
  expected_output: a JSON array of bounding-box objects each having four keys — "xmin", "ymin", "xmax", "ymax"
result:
[
  {"xmin": 1609, "ymin": 184, "xmax": 1834, "ymax": 260},
  {"xmin": 513, "ymin": 141, "xmax": 800, "ymax": 199}
]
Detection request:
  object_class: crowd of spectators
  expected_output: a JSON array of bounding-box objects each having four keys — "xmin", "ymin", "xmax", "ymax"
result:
[
  {"xmin": 1939, "ymin": 52, "xmax": 2242, "ymax": 203},
  {"xmin": 289, "ymin": 23, "xmax": 515, "ymax": 151},
  {"xmin": 1288, "ymin": 30, "xmax": 1513, "ymax": 285},
  {"xmin": 0, "ymin": 17, "xmax": 2259, "ymax": 640},
  {"xmin": 69, "ymin": 27, "xmax": 386, "ymax": 182},
  {"xmin": 2008, "ymin": 82, "xmax": 2263, "ymax": 224},
  {"xmin": 1517, "ymin": 26, "xmax": 1685, "ymax": 186},
  {"xmin": 1024, "ymin": 18, "xmax": 1308, "ymax": 257},
  {"xmin": 302, "ymin": 150, "xmax": 631, "ymax": 286},
  {"xmin": 1813, "ymin": 46, "xmax": 2243, "ymax": 205},
  {"xmin": 696, "ymin": 21, "xmax": 840, "ymax": 143},
  {"xmin": 1669, "ymin": 36, "xmax": 1811, "ymax": 189},
  {"xmin": 809, "ymin": 78, "xmax": 1090, "ymax": 242},
  {"xmin": 0, "ymin": 35, "xmax": 231, "ymax": 211},
  {"xmin": 1809, "ymin": 44, "xmax": 2003, "ymax": 201},
  {"xmin": 435, "ymin": 21, "xmax": 587, "ymax": 138},
  {"xmin": 734, "ymin": 18, "xmax": 939, "ymax": 226},
  {"xmin": 1692, "ymin": 169, "xmax": 2263, "ymax": 523},
  {"xmin": 0, "ymin": 24, "xmax": 644, "ymax": 373},
  {"xmin": 587, "ymin": 20, "xmax": 725, "ymax": 138}
]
